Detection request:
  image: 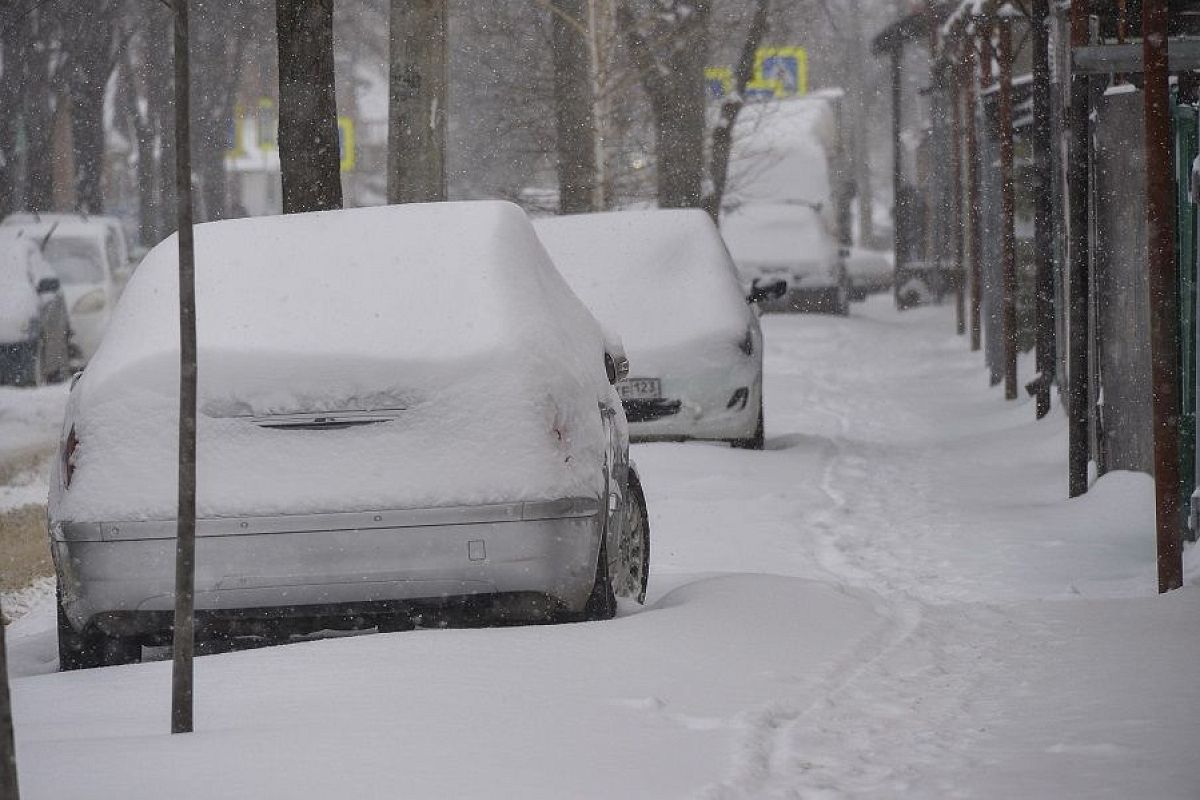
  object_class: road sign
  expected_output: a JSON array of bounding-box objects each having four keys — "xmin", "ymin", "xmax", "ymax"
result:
[{"xmin": 706, "ymin": 46, "xmax": 808, "ymax": 102}]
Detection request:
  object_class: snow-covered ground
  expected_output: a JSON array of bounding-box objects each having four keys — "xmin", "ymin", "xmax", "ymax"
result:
[{"xmin": 3, "ymin": 296, "xmax": 1198, "ymax": 798}]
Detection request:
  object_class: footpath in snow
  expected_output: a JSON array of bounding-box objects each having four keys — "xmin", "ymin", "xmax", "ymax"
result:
[{"xmin": 2, "ymin": 295, "xmax": 1197, "ymax": 799}]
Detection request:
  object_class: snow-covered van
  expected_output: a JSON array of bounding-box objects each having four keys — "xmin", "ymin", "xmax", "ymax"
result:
[
  {"xmin": 49, "ymin": 202, "xmax": 649, "ymax": 669},
  {"xmin": 535, "ymin": 209, "xmax": 766, "ymax": 449}
]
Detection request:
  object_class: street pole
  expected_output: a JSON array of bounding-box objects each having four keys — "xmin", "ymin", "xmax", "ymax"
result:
[
  {"xmin": 965, "ymin": 42, "xmax": 982, "ymax": 352},
  {"xmin": 171, "ymin": 0, "xmax": 199, "ymax": 735},
  {"xmin": 952, "ymin": 54, "xmax": 965, "ymax": 337},
  {"xmin": 1066, "ymin": 0, "xmax": 1091, "ymax": 496},
  {"xmin": 1030, "ymin": 0, "xmax": 1056, "ymax": 419},
  {"xmin": 997, "ymin": 11, "xmax": 1018, "ymax": 401},
  {"xmin": 1142, "ymin": 0, "xmax": 1184, "ymax": 593},
  {"xmin": 387, "ymin": 0, "xmax": 448, "ymax": 203},
  {"xmin": 891, "ymin": 46, "xmax": 903, "ymax": 307},
  {"xmin": 0, "ymin": 599, "xmax": 19, "ymax": 799}
]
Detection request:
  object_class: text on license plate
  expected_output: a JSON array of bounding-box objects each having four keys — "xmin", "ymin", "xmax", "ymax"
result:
[{"xmin": 617, "ymin": 378, "xmax": 661, "ymax": 400}]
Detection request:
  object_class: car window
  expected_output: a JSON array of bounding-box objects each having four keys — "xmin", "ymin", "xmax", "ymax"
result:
[{"xmin": 44, "ymin": 238, "xmax": 104, "ymax": 284}]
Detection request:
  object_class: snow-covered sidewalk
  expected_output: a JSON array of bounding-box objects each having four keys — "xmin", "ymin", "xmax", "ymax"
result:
[{"xmin": 4, "ymin": 296, "xmax": 1197, "ymax": 799}]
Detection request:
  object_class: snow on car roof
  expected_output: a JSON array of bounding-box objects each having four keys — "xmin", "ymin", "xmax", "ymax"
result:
[
  {"xmin": 7, "ymin": 220, "xmax": 109, "ymax": 248},
  {"xmin": 534, "ymin": 209, "xmax": 751, "ymax": 353},
  {"xmin": 81, "ymin": 201, "xmax": 606, "ymax": 410}
]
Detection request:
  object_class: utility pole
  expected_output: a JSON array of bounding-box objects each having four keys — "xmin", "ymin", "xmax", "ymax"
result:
[
  {"xmin": 1143, "ymin": 0, "xmax": 1184, "ymax": 593},
  {"xmin": 387, "ymin": 0, "xmax": 447, "ymax": 203},
  {"xmin": 1066, "ymin": 0, "xmax": 1091, "ymax": 496},
  {"xmin": 891, "ymin": 46, "xmax": 903, "ymax": 307},
  {"xmin": 952, "ymin": 56, "xmax": 965, "ymax": 337},
  {"xmin": 965, "ymin": 42, "xmax": 982, "ymax": 352},
  {"xmin": 0, "ymin": 599, "xmax": 19, "ymax": 799},
  {"xmin": 171, "ymin": 0, "xmax": 198, "ymax": 736},
  {"xmin": 1029, "ymin": 0, "xmax": 1056, "ymax": 419},
  {"xmin": 997, "ymin": 9, "xmax": 1018, "ymax": 401}
]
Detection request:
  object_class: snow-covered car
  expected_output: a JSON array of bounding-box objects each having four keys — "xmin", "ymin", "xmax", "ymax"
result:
[
  {"xmin": 3, "ymin": 212, "xmax": 132, "ymax": 276},
  {"xmin": 721, "ymin": 202, "xmax": 850, "ymax": 316},
  {"xmin": 0, "ymin": 230, "xmax": 71, "ymax": 385},
  {"xmin": 49, "ymin": 201, "xmax": 650, "ymax": 670},
  {"xmin": 6, "ymin": 220, "xmax": 122, "ymax": 364},
  {"xmin": 535, "ymin": 209, "xmax": 766, "ymax": 449},
  {"xmin": 844, "ymin": 246, "xmax": 893, "ymax": 301}
]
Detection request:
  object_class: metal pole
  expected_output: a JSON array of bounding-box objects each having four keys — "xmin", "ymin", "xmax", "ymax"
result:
[
  {"xmin": 1143, "ymin": 0, "xmax": 1184, "ymax": 593},
  {"xmin": 171, "ymin": 0, "xmax": 198, "ymax": 735},
  {"xmin": 952, "ymin": 55, "xmax": 966, "ymax": 336},
  {"xmin": 891, "ymin": 46, "xmax": 904, "ymax": 306},
  {"xmin": 1066, "ymin": 0, "xmax": 1091, "ymax": 496},
  {"xmin": 0, "ymin": 600, "xmax": 19, "ymax": 799},
  {"xmin": 966, "ymin": 42, "xmax": 982, "ymax": 352},
  {"xmin": 1030, "ymin": 0, "xmax": 1056, "ymax": 418},
  {"xmin": 997, "ymin": 13, "xmax": 1018, "ymax": 400}
]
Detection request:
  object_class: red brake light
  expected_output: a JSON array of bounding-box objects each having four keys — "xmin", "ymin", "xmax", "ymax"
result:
[{"xmin": 62, "ymin": 426, "xmax": 78, "ymax": 488}]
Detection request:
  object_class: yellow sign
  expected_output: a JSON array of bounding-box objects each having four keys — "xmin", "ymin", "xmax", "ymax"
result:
[
  {"xmin": 754, "ymin": 47, "xmax": 808, "ymax": 97},
  {"xmin": 707, "ymin": 47, "xmax": 808, "ymax": 101},
  {"xmin": 338, "ymin": 116, "xmax": 356, "ymax": 173}
]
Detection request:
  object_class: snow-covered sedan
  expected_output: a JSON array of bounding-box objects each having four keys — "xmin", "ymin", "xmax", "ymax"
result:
[
  {"xmin": 721, "ymin": 202, "xmax": 850, "ymax": 316},
  {"xmin": 8, "ymin": 220, "xmax": 122, "ymax": 364},
  {"xmin": 0, "ymin": 230, "xmax": 70, "ymax": 385},
  {"xmin": 535, "ymin": 209, "xmax": 766, "ymax": 449},
  {"xmin": 49, "ymin": 202, "xmax": 650, "ymax": 669}
]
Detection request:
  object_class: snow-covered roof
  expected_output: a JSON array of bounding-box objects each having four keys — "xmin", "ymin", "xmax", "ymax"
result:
[
  {"xmin": 719, "ymin": 203, "xmax": 837, "ymax": 274},
  {"xmin": 534, "ymin": 209, "xmax": 751, "ymax": 352}
]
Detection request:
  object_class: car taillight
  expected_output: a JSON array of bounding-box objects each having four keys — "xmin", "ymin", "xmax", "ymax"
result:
[{"xmin": 62, "ymin": 426, "xmax": 78, "ymax": 488}]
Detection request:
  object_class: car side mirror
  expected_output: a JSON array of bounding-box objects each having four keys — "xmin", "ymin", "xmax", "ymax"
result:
[
  {"xmin": 604, "ymin": 351, "xmax": 629, "ymax": 385},
  {"xmin": 36, "ymin": 276, "xmax": 60, "ymax": 294},
  {"xmin": 747, "ymin": 278, "xmax": 787, "ymax": 304}
]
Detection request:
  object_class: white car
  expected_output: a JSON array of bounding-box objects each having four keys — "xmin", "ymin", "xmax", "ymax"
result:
[
  {"xmin": 0, "ymin": 230, "xmax": 71, "ymax": 385},
  {"xmin": 845, "ymin": 246, "xmax": 894, "ymax": 301},
  {"xmin": 721, "ymin": 202, "xmax": 850, "ymax": 315},
  {"xmin": 3, "ymin": 212, "xmax": 132, "ymax": 273},
  {"xmin": 49, "ymin": 202, "xmax": 650, "ymax": 668},
  {"xmin": 7, "ymin": 221, "xmax": 122, "ymax": 364},
  {"xmin": 535, "ymin": 209, "xmax": 766, "ymax": 449}
]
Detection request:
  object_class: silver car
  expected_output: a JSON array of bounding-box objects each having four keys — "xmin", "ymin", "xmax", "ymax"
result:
[{"xmin": 49, "ymin": 202, "xmax": 650, "ymax": 670}]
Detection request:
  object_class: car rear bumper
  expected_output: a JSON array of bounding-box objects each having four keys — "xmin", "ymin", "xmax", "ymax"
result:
[
  {"xmin": 626, "ymin": 371, "xmax": 761, "ymax": 443},
  {"xmin": 52, "ymin": 498, "xmax": 603, "ymax": 635}
]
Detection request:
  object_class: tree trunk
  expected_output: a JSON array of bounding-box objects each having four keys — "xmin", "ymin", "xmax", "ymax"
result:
[
  {"xmin": 387, "ymin": 0, "xmax": 447, "ymax": 203},
  {"xmin": 0, "ymin": 15, "xmax": 25, "ymax": 219},
  {"xmin": 65, "ymin": 5, "xmax": 116, "ymax": 214},
  {"xmin": 276, "ymin": 0, "xmax": 343, "ymax": 214},
  {"xmin": 702, "ymin": 0, "xmax": 769, "ymax": 221},
  {"xmin": 617, "ymin": 0, "xmax": 710, "ymax": 210},
  {"xmin": 149, "ymin": 10, "xmax": 176, "ymax": 241},
  {"xmin": 551, "ymin": 0, "xmax": 597, "ymax": 214}
]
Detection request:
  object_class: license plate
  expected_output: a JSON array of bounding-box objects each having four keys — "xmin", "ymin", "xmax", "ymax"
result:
[{"xmin": 617, "ymin": 377, "xmax": 661, "ymax": 400}]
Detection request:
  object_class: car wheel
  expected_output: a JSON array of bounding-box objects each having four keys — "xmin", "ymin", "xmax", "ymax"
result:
[
  {"xmin": 613, "ymin": 470, "xmax": 650, "ymax": 605},
  {"xmin": 57, "ymin": 585, "xmax": 141, "ymax": 670},
  {"xmin": 731, "ymin": 401, "xmax": 765, "ymax": 450}
]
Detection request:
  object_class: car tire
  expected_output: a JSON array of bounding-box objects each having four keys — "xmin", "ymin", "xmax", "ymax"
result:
[
  {"xmin": 57, "ymin": 584, "xmax": 141, "ymax": 670},
  {"xmin": 613, "ymin": 470, "xmax": 650, "ymax": 605},
  {"xmin": 731, "ymin": 401, "xmax": 765, "ymax": 450}
]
